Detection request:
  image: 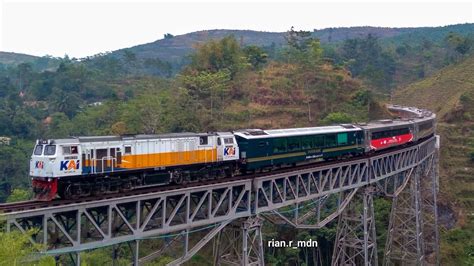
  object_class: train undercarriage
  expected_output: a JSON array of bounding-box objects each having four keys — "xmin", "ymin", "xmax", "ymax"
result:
[{"xmin": 32, "ymin": 162, "xmax": 236, "ymax": 201}]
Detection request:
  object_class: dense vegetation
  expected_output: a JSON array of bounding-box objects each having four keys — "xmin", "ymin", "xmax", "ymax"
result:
[{"xmin": 0, "ymin": 24, "xmax": 473, "ymax": 264}]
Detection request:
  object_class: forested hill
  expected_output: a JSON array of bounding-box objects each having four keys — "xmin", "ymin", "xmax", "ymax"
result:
[
  {"xmin": 105, "ymin": 24, "xmax": 474, "ymax": 63},
  {"xmin": 82, "ymin": 23, "xmax": 474, "ymax": 80},
  {"xmin": 2, "ymin": 24, "xmax": 473, "ymax": 80},
  {"xmin": 105, "ymin": 27, "xmax": 411, "ymax": 63},
  {"xmin": 394, "ymin": 55, "xmax": 474, "ymax": 264},
  {"xmin": 0, "ymin": 52, "xmax": 60, "ymax": 71},
  {"xmin": 0, "ymin": 52, "xmax": 38, "ymax": 65}
]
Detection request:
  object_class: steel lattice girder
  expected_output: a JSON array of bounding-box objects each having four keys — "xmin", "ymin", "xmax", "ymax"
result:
[
  {"xmin": 254, "ymin": 137, "xmax": 436, "ymax": 214},
  {"xmin": 2, "ymin": 137, "xmax": 437, "ymax": 257},
  {"xmin": 5, "ymin": 179, "xmax": 252, "ymax": 254}
]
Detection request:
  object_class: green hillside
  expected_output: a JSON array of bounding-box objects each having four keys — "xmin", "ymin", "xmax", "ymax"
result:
[
  {"xmin": 395, "ymin": 54, "xmax": 474, "ymax": 118},
  {"xmin": 394, "ymin": 54, "xmax": 474, "ymax": 264},
  {"xmin": 0, "ymin": 52, "xmax": 60, "ymax": 71},
  {"xmin": 0, "ymin": 52, "xmax": 38, "ymax": 65}
]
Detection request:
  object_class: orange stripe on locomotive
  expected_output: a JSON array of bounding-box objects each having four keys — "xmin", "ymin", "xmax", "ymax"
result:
[{"xmin": 84, "ymin": 148, "xmax": 218, "ymax": 170}]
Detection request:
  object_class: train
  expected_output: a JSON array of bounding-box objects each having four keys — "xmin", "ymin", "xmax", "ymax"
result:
[{"xmin": 30, "ymin": 105, "xmax": 436, "ymax": 201}]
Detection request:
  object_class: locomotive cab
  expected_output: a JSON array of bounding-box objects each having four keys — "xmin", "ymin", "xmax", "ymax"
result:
[
  {"xmin": 30, "ymin": 139, "xmax": 82, "ymax": 200},
  {"xmin": 30, "ymin": 139, "xmax": 82, "ymax": 178}
]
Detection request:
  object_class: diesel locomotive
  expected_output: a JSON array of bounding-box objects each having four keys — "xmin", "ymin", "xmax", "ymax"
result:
[{"xmin": 30, "ymin": 105, "xmax": 436, "ymax": 201}]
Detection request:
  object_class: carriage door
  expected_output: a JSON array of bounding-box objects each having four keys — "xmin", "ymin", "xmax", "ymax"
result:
[{"xmin": 96, "ymin": 148, "xmax": 108, "ymax": 173}]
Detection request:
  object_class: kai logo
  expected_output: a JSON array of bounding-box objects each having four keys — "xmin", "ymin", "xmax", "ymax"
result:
[
  {"xmin": 35, "ymin": 161, "xmax": 44, "ymax": 169},
  {"xmin": 60, "ymin": 160, "xmax": 80, "ymax": 171},
  {"xmin": 224, "ymin": 146, "xmax": 235, "ymax": 156}
]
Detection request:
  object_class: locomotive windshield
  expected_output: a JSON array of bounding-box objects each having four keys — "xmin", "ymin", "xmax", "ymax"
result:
[
  {"xmin": 44, "ymin": 145, "xmax": 56, "ymax": 155},
  {"xmin": 34, "ymin": 145, "xmax": 43, "ymax": 155}
]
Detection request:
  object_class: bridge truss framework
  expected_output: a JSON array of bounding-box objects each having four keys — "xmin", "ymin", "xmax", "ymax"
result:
[{"xmin": 2, "ymin": 136, "xmax": 439, "ymax": 265}]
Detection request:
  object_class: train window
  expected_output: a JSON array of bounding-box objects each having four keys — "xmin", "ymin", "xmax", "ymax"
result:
[
  {"xmin": 273, "ymin": 138, "xmax": 287, "ymax": 153},
  {"xmin": 224, "ymin": 138, "xmax": 234, "ymax": 144},
  {"xmin": 374, "ymin": 132, "xmax": 381, "ymax": 139},
  {"xmin": 34, "ymin": 145, "xmax": 43, "ymax": 155},
  {"xmin": 325, "ymin": 135, "xmax": 337, "ymax": 147},
  {"xmin": 419, "ymin": 122, "xmax": 432, "ymax": 131},
  {"xmin": 62, "ymin": 146, "xmax": 78, "ymax": 155},
  {"xmin": 258, "ymin": 141, "xmax": 266, "ymax": 147},
  {"xmin": 301, "ymin": 137, "xmax": 312, "ymax": 149},
  {"xmin": 125, "ymin": 146, "xmax": 132, "ymax": 154},
  {"xmin": 217, "ymin": 138, "xmax": 222, "ymax": 146},
  {"xmin": 400, "ymin": 128, "xmax": 409, "ymax": 135},
  {"xmin": 337, "ymin": 133, "xmax": 348, "ymax": 145},
  {"xmin": 314, "ymin": 136, "xmax": 324, "ymax": 148},
  {"xmin": 287, "ymin": 137, "xmax": 301, "ymax": 151},
  {"xmin": 372, "ymin": 131, "xmax": 383, "ymax": 140},
  {"xmin": 44, "ymin": 145, "xmax": 56, "ymax": 155},
  {"xmin": 199, "ymin": 136, "xmax": 208, "ymax": 145},
  {"xmin": 62, "ymin": 146, "xmax": 70, "ymax": 154}
]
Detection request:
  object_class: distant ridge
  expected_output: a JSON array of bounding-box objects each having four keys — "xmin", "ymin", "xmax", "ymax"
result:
[
  {"xmin": 2, "ymin": 23, "xmax": 472, "ymax": 71},
  {"xmin": 100, "ymin": 24, "xmax": 474, "ymax": 64},
  {"xmin": 0, "ymin": 51, "xmax": 40, "ymax": 66}
]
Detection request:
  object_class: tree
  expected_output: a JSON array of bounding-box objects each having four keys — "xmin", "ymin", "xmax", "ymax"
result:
[
  {"xmin": 243, "ymin": 45, "xmax": 268, "ymax": 70},
  {"xmin": 7, "ymin": 188, "xmax": 31, "ymax": 202},
  {"xmin": 16, "ymin": 63, "xmax": 33, "ymax": 92},
  {"xmin": 11, "ymin": 111, "xmax": 39, "ymax": 138},
  {"xmin": 45, "ymin": 112, "xmax": 73, "ymax": 138},
  {"xmin": 0, "ymin": 230, "xmax": 54, "ymax": 265},
  {"xmin": 49, "ymin": 87, "xmax": 82, "ymax": 118},
  {"xmin": 284, "ymin": 26, "xmax": 313, "ymax": 51},
  {"xmin": 111, "ymin": 121, "xmax": 127, "ymax": 135},
  {"xmin": 321, "ymin": 112, "xmax": 353, "ymax": 125},
  {"xmin": 188, "ymin": 35, "xmax": 247, "ymax": 77},
  {"xmin": 445, "ymin": 32, "xmax": 472, "ymax": 55},
  {"xmin": 306, "ymin": 39, "xmax": 323, "ymax": 65},
  {"xmin": 0, "ymin": 140, "xmax": 34, "ymax": 201},
  {"xmin": 341, "ymin": 34, "xmax": 396, "ymax": 90},
  {"xmin": 179, "ymin": 70, "xmax": 231, "ymax": 127},
  {"xmin": 164, "ymin": 33, "xmax": 174, "ymax": 39},
  {"xmin": 282, "ymin": 27, "xmax": 323, "ymax": 67}
]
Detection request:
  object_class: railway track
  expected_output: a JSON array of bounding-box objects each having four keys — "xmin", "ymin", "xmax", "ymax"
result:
[{"xmin": 0, "ymin": 136, "xmax": 428, "ymax": 214}]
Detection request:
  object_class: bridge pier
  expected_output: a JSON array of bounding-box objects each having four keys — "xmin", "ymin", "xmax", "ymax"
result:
[
  {"xmin": 384, "ymin": 152, "xmax": 439, "ymax": 266},
  {"xmin": 213, "ymin": 216, "xmax": 265, "ymax": 266},
  {"xmin": 331, "ymin": 186, "xmax": 378, "ymax": 266}
]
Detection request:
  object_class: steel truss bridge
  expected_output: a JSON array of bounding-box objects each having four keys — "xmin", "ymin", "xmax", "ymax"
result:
[{"xmin": 1, "ymin": 136, "xmax": 440, "ymax": 266}]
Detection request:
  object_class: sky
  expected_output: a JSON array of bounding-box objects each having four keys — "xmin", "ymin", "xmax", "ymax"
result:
[{"xmin": 0, "ymin": 0, "xmax": 473, "ymax": 58}]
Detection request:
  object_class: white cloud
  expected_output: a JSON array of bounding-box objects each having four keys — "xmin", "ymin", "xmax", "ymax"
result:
[{"xmin": 1, "ymin": 0, "xmax": 473, "ymax": 57}]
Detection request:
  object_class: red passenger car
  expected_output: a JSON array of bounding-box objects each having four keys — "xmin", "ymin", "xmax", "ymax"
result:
[{"xmin": 370, "ymin": 127, "xmax": 413, "ymax": 150}]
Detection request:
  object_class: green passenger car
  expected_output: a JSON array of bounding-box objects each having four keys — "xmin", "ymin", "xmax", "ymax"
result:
[{"xmin": 234, "ymin": 126, "xmax": 365, "ymax": 171}]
